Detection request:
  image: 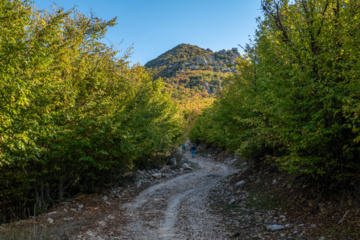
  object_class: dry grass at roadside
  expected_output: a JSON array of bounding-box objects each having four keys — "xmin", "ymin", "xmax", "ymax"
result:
[{"xmin": 0, "ymin": 222, "xmax": 72, "ymax": 240}]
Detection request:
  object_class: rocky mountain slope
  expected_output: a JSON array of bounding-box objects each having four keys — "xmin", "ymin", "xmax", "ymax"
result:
[
  {"xmin": 145, "ymin": 44, "xmax": 240, "ymax": 112},
  {"xmin": 145, "ymin": 43, "xmax": 240, "ymax": 78},
  {"xmin": 145, "ymin": 44, "xmax": 236, "ymax": 101}
]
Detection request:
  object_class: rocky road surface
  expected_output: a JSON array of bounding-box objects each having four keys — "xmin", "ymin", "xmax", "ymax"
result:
[
  {"xmin": 114, "ymin": 151, "xmax": 234, "ymax": 239},
  {"xmin": 0, "ymin": 148, "xmax": 343, "ymax": 240}
]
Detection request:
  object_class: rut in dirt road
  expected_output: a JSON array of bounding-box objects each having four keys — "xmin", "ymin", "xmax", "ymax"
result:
[{"xmin": 117, "ymin": 150, "xmax": 235, "ymax": 240}]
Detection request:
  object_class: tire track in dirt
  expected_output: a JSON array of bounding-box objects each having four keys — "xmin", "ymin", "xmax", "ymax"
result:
[{"xmin": 117, "ymin": 151, "xmax": 234, "ymax": 239}]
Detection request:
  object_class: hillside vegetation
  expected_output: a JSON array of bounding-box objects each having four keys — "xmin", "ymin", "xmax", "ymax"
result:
[
  {"xmin": 0, "ymin": 0, "xmax": 182, "ymax": 223},
  {"xmin": 191, "ymin": 0, "xmax": 360, "ymax": 186},
  {"xmin": 145, "ymin": 44, "xmax": 239, "ymax": 129}
]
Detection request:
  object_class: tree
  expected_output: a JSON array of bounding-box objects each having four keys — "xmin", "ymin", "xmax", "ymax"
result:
[
  {"xmin": 0, "ymin": 1, "xmax": 182, "ymax": 222},
  {"xmin": 191, "ymin": 0, "xmax": 360, "ymax": 182}
]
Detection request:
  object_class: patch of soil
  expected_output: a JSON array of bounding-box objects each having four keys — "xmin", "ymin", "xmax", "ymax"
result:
[
  {"xmin": 0, "ymin": 153, "xmax": 193, "ymax": 240},
  {"xmin": 208, "ymin": 156, "xmax": 360, "ymax": 240}
]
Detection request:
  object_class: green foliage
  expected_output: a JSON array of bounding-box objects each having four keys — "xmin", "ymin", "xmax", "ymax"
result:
[
  {"xmin": 145, "ymin": 44, "xmax": 210, "ymax": 72},
  {"xmin": 0, "ymin": 1, "xmax": 182, "ymax": 222},
  {"xmin": 145, "ymin": 44, "xmax": 239, "ymax": 137},
  {"xmin": 145, "ymin": 43, "xmax": 239, "ymax": 79},
  {"xmin": 191, "ymin": 0, "xmax": 360, "ymax": 182}
]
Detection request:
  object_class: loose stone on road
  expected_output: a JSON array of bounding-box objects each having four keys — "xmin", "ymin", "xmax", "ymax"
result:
[{"xmin": 116, "ymin": 150, "xmax": 234, "ymax": 239}]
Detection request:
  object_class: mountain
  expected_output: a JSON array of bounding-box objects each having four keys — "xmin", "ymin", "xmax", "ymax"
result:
[
  {"xmin": 145, "ymin": 44, "xmax": 240, "ymax": 109},
  {"xmin": 145, "ymin": 43, "xmax": 240, "ymax": 78}
]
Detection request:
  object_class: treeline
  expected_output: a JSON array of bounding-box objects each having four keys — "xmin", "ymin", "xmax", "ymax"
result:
[
  {"xmin": 190, "ymin": 0, "xmax": 360, "ymax": 183},
  {"xmin": 0, "ymin": 1, "xmax": 182, "ymax": 222}
]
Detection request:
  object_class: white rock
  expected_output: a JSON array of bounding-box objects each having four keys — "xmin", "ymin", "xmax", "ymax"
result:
[
  {"xmin": 318, "ymin": 237, "xmax": 326, "ymax": 240},
  {"xmin": 99, "ymin": 221, "xmax": 107, "ymax": 227},
  {"xmin": 183, "ymin": 163, "xmax": 193, "ymax": 170},
  {"xmin": 63, "ymin": 217, "xmax": 73, "ymax": 221},
  {"xmin": 266, "ymin": 224, "xmax": 285, "ymax": 231},
  {"xmin": 152, "ymin": 173, "xmax": 162, "ymax": 179},
  {"xmin": 102, "ymin": 195, "xmax": 109, "ymax": 201},
  {"xmin": 86, "ymin": 230, "xmax": 95, "ymax": 237},
  {"xmin": 78, "ymin": 204, "xmax": 84, "ymax": 209},
  {"xmin": 47, "ymin": 218, "xmax": 54, "ymax": 224},
  {"xmin": 235, "ymin": 180, "xmax": 246, "ymax": 187},
  {"xmin": 285, "ymin": 223, "xmax": 293, "ymax": 228}
]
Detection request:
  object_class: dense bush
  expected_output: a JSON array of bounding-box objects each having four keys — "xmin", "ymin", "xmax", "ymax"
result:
[
  {"xmin": 190, "ymin": 0, "xmax": 360, "ymax": 182},
  {"xmin": 0, "ymin": 0, "xmax": 182, "ymax": 222}
]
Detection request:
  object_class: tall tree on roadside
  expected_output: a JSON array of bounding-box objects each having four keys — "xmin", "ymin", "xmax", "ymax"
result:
[
  {"xmin": 191, "ymin": 0, "xmax": 360, "ymax": 182},
  {"xmin": 0, "ymin": 0, "xmax": 182, "ymax": 222}
]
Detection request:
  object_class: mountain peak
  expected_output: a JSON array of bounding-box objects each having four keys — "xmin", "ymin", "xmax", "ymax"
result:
[
  {"xmin": 145, "ymin": 44, "xmax": 209, "ymax": 69},
  {"xmin": 145, "ymin": 44, "xmax": 239, "ymax": 78}
]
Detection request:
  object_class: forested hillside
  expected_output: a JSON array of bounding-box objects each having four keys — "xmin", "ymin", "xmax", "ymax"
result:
[
  {"xmin": 191, "ymin": 0, "xmax": 360, "ymax": 184},
  {"xmin": 0, "ymin": 0, "xmax": 182, "ymax": 223},
  {"xmin": 145, "ymin": 44, "xmax": 239, "ymax": 128}
]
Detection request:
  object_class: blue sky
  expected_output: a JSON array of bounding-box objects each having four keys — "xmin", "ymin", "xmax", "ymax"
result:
[{"xmin": 32, "ymin": 0, "xmax": 263, "ymax": 65}]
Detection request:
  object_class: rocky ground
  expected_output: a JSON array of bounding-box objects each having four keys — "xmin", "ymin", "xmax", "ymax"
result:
[
  {"xmin": 0, "ymin": 148, "xmax": 233, "ymax": 240},
  {"xmin": 204, "ymin": 147, "xmax": 360, "ymax": 240},
  {"xmin": 1, "ymin": 147, "xmax": 359, "ymax": 240}
]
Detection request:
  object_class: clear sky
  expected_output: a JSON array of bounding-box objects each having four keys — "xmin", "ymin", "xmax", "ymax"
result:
[{"xmin": 32, "ymin": 0, "xmax": 263, "ymax": 65}]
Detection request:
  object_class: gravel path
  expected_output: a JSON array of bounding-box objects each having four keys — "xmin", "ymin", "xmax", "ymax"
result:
[{"xmin": 116, "ymin": 151, "xmax": 235, "ymax": 239}]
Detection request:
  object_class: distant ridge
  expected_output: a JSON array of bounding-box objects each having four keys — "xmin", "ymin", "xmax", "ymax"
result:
[
  {"xmin": 145, "ymin": 44, "xmax": 240, "ymax": 109},
  {"xmin": 145, "ymin": 43, "xmax": 240, "ymax": 79}
]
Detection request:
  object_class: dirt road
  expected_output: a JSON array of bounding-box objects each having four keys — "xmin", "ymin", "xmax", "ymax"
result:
[{"xmin": 114, "ymin": 150, "xmax": 234, "ymax": 239}]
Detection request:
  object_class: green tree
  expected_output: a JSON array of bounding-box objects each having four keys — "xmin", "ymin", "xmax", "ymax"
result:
[
  {"xmin": 0, "ymin": 1, "xmax": 182, "ymax": 222},
  {"xmin": 191, "ymin": 0, "xmax": 360, "ymax": 182}
]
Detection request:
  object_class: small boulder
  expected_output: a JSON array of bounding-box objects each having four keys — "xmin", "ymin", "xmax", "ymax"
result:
[
  {"xmin": 285, "ymin": 224, "xmax": 293, "ymax": 229},
  {"xmin": 266, "ymin": 225, "xmax": 285, "ymax": 231},
  {"xmin": 235, "ymin": 180, "xmax": 246, "ymax": 187},
  {"xmin": 152, "ymin": 173, "xmax": 162, "ymax": 179},
  {"xmin": 99, "ymin": 221, "xmax": 107, "ymax": 227},
  {"xmin": 137, "ymin": 170, "xmax": 145, "ymax": 175},
  {"xmin": 135, "ymin": 179, "xmax": 142, "ymax": 187},
  {"xmin": 183, "ymin": 163, "xmax": 193, "ymax": 170}
]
